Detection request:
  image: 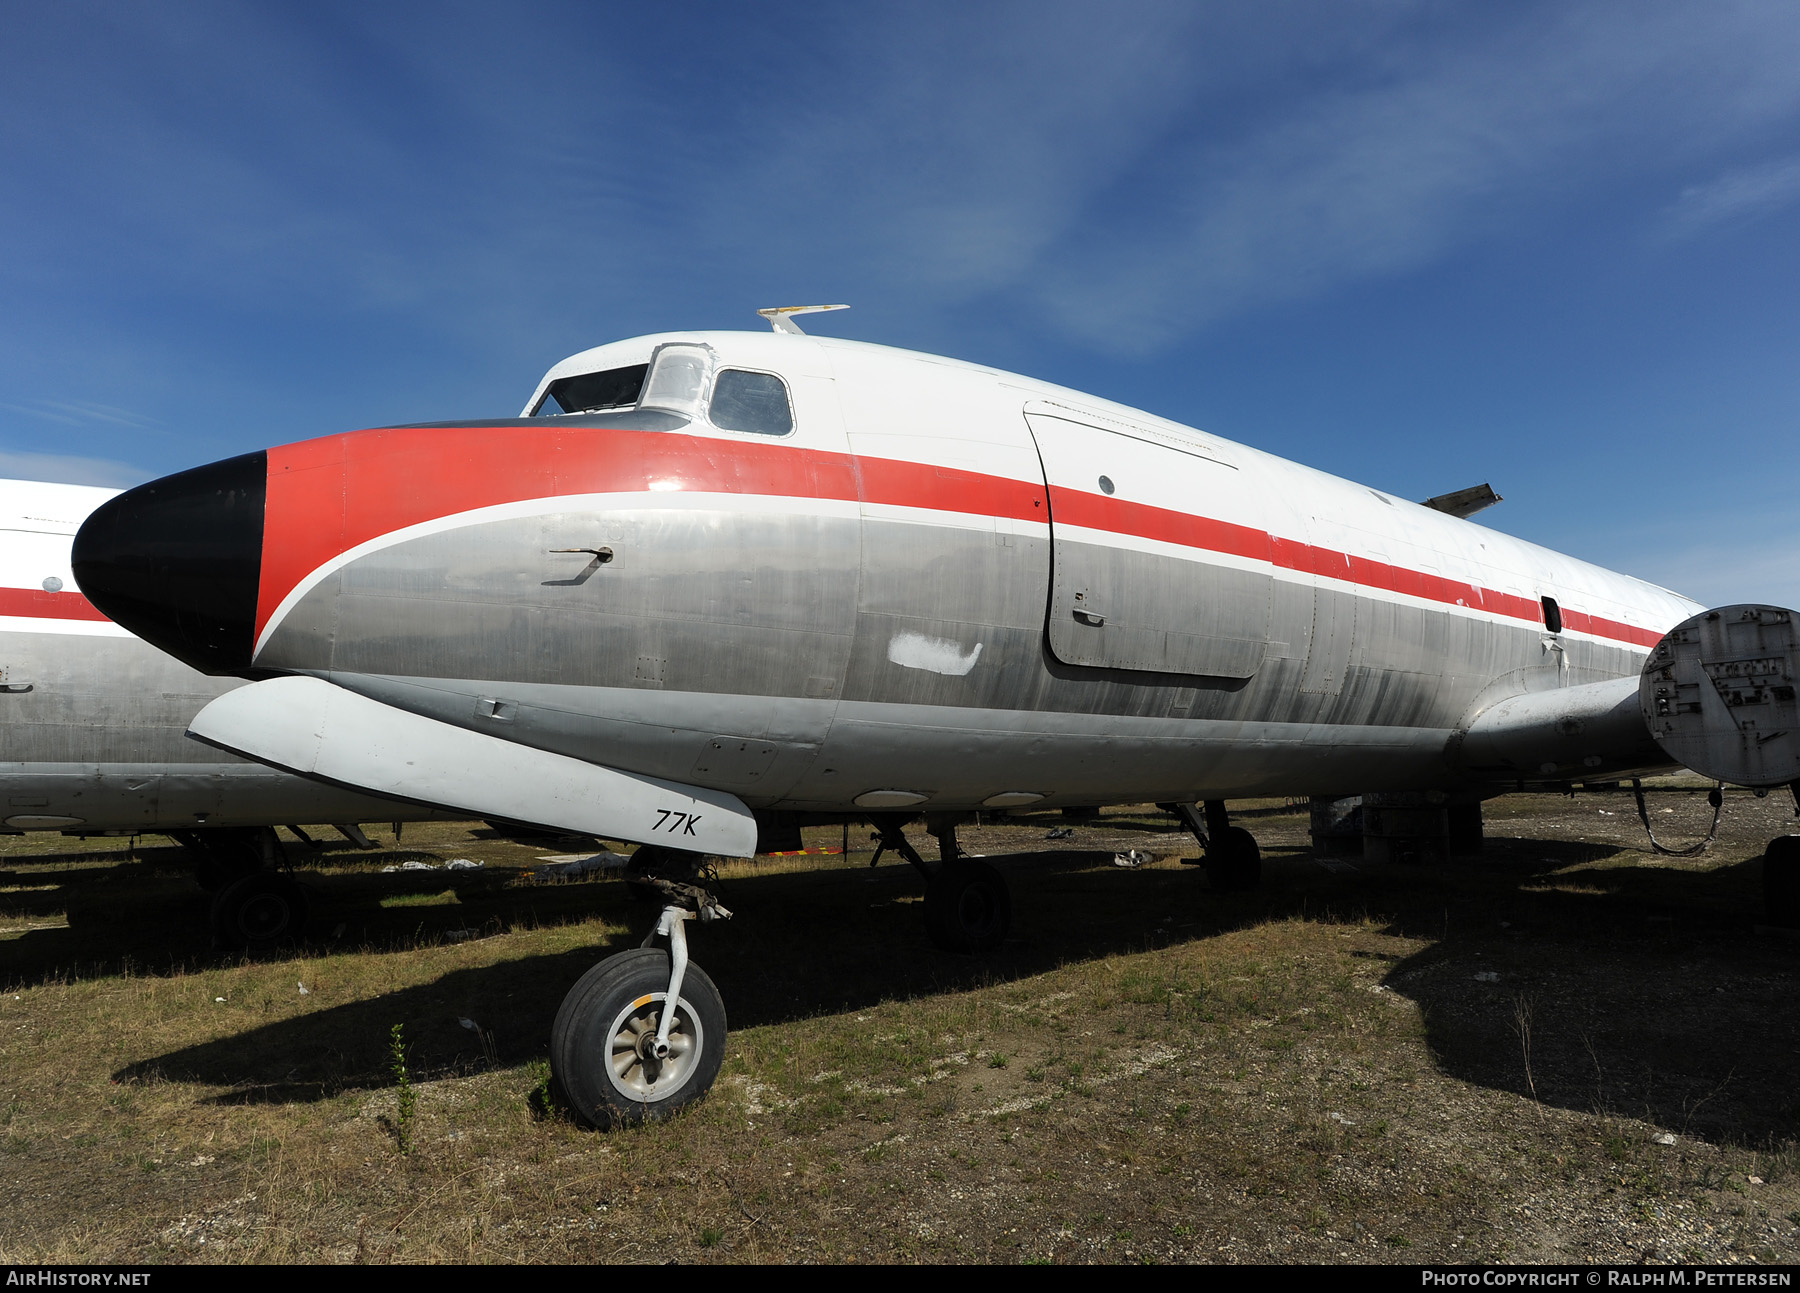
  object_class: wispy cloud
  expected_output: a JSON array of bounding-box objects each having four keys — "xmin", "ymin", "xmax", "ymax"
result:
[
  {"xmin": 1658, "ymin": 153, "xmax": 1800, "ymax": 242},
  {"xmin": 487, "ymin": 1, "xmax": 1799, "ymax": 356},
  {"xmin": 0, "ymin": 450, "xmax": 149, "ymax": 489},
  {"xmin": 0, "ymin": 402, "xmax": 83, "ymax": 428},
  {"xmin": 3, "ymin": 0, "xmax": 1800, "ymax": 439},
  {"xmin": 1012, "ymin": 5, "xmax": 1800, "ymax": 349},
  {"xmin": 0, "ymin": 400, "xmax": 159, "ymax": 430}
]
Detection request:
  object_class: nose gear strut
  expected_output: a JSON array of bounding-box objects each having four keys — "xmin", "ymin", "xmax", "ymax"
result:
[{"xmin": 550, "ymin": 846, "xmax": 730, "ymax": 1128}]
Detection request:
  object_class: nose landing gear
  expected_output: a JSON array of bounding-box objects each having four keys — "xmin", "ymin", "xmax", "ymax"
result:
[{"xmin": 551, "ymin": 851, "xmax": 731, "ymax": 1128}]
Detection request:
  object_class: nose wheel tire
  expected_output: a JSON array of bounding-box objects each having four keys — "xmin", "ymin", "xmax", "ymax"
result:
[
  {"xmin": 924, "ymin": 859, "xmax": 1012, "ymax": 954},
  {"xmin": 552, "ymin": 947, "xmax": 727, "ymax": 1129},
  {"xmin": 210, "ymin": 872, "xmax": 309, "ymax": 947},
  {"xmin": 1202, "ymin": 826, "xmax": 1262, "ymax": 892}
]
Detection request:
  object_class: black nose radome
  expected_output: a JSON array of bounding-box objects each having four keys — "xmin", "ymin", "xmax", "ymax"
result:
[{"xmin": 72, "ymin": 451, "xmax": 267, "ymax": 675}]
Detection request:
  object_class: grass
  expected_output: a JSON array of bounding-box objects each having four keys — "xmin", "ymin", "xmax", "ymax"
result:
[{"xmin": 0, "ymin": 795, "xmax": 1797, "ymax": 1262}]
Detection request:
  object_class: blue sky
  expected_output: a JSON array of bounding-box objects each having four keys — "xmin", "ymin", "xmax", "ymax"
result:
[{"xmin": 3, "ymin": 1, "xmax": 1798, "ymax": 606}]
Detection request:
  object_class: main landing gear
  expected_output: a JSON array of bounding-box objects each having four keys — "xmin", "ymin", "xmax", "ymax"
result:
[
  {"xmin": 551, "ymin": 849, "xmax": 732, "ymax": 1128},
  {"xmin": 170, "ymin": 826, "xmax": 311, "ymax": 948},
  {"xmin": 869, "ymin": 814, "xmax": 1012, "ymax": 954},
  {"xmin": 1762, "ymin": 784, "xmax": 1800, "ymax": 928},
  {"xmin": 1162, "ymin": 800, "xmax": 1262, "ymax": 892}
]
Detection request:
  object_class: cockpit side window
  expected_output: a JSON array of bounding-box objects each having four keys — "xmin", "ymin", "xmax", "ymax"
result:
[
  {"xmin": 639, "ymin": 344, "xmax": 713, "ymax": 419},
  {"xmin": 709, "ymin": 369, "xmax": 793, "ymax": 436},
  {"xmin": 533, "ymin": 364, "xmax": 647, "ymax": 416}
]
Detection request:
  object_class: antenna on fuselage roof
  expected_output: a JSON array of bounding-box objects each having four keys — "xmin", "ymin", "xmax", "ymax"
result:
[{"xmin": 756, "ymin": 304, "xmax": 849, "ymax": 335}]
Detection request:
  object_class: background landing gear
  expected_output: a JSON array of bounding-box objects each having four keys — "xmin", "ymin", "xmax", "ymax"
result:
[
  {"xmin": 169, "ymin": 826, "xmax": 266, "ymax": 892},
  {"xmin": 172, "ymin": 826, "xmax": 311, "ymax": 948},
  {"xmin": 210, "ymin": 870, "xmax": 309, "ymax": 947},
  {"xmin": 1164, "ymin": 801, "xmax": 1262, "ymax": 892},
  {"xmin": 1764, "ymin": 835, "xmax": 1800, "ymax": 928},
  {"xmin": 1203, "ymin": 826, "xmax": 1262, "ymax": 892},
  {"xmin": 870, "ymin": 815, "xmax": 1013, "ymax": 954},
  {"xmin": 924, "ymin": 858, "xmax": 1012, "ymax": 954}
]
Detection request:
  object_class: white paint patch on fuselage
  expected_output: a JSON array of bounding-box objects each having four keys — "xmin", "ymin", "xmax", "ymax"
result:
[{"xmin": 887, "ymin": 631, "xmax": 983, "ymax": 676}]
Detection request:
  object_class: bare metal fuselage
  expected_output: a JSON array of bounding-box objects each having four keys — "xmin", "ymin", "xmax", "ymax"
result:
[{"xmin": 75, "ymin": 331, "xmax": 1699, "ymax": 837}]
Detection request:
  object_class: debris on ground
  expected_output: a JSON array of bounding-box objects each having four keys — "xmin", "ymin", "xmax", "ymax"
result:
[{"xmin": 535, "ymin": 850, "xmax": 632, "ymax": 879}]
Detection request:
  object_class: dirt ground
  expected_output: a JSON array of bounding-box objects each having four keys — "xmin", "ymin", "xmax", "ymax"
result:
[{"xmin": 2, "ymin": 784, "xmax": 1798, "ymax": 1264}]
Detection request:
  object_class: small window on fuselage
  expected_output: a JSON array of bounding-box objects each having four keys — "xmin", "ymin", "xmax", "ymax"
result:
[
  {"xmin": 535, "ymin": 364, "xmax": 648, "ymax": 416},
  {"xmin": 709, "ymin": 369, "xmax": 793, "ymax": 436},
  {"xmin": 1541, "ymin": 596, "xmax": 1562, "ymax": 634}
]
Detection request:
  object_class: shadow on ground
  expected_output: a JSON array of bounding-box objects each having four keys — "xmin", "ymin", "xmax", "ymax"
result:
[
  {"xmin": 1375, "ymin": 843, "xmax": 1800, "ymax": 1150},
  {"xmin": 0, "ymin": 803, "xmax": 1777, "ymax": 1147},
  {"xmin": 0, "ymin": 844, "xmax": 629, "ymax": 987}
]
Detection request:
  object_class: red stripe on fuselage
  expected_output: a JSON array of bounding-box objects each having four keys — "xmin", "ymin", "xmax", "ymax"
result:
[
  {"xmin": 0, "ymin": 586, "xmax": 110, "ymax": 623},
  {"xmin": 1049, "ymin": 488, "xmax": 1664, "ymax": 649},
  {"xmin": 258, "ymin": 426, "xmax": 1041, "ymax": 641},
  {"xmin": 258, "ymin": 424, "xmax": 1663, "ymax": 651}
]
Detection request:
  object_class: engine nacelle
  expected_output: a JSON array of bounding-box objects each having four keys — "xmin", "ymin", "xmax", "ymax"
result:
[{"xmin": 1640, "ymin": 604, "xmax": 1800, "ymax": 788}]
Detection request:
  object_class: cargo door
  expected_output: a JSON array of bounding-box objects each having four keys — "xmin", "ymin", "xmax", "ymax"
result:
[{"xmin": 1024, "ymin": 402, "xmax": 1272, "ymax": 678}]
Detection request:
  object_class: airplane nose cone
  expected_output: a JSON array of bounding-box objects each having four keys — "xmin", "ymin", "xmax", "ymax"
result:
[{"xmin": 72, "ymin": 450, "xmax": 267, "ymax": 674}]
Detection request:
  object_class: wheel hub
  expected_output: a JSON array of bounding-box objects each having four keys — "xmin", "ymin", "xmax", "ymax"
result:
[
  {"xmin": 238, "ymin": 890, "xmax": 290, "ymax": 940},
  {"xmin": 606, "ymin": 994, "xmax": 703, "ymax": 1103},
  {"xmin": 956, "ymin": 884, "xmax": 995, "ymax": 932}
]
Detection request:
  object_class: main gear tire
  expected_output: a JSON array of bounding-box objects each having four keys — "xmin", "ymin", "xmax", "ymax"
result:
[
  {"xmin": 1202, "ymin": 826, "xmax": 1262, "ymax": 893},
  {"xmin": 924, "ymin": 859, "xmax": 1012, "ymax": 954},
  {"xmin": 551, "ymin": 947, "xmax": 727, "ymax": 1129},
  {"xmin": 1764, "ymin": 836, "xmax": 1800, "ymax": 928},
  {"xmin": 210, "ymin": 872, "xmax": 309, "ymax": 948}
]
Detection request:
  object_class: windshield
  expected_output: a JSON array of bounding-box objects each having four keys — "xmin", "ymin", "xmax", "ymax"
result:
[
  {"xmin": 526, "ymin": 343, "xmax": 789, "ymax": 436},
  {"xmin": 533, "ymin": 363, "xmax": 648, "ymax": 416}
]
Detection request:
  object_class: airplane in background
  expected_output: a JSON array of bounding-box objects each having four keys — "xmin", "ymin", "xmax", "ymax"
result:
[
  {"xmin": 0, "ymin": 478, "xmax": 449, "ymax": 944},
  {"xmin": 71, "ymin": 305, "xmax": 1800, "ymax": 1127}
]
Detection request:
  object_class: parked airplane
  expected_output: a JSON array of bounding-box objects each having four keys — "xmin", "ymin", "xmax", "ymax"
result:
[
  {"xmin": 71, "ymin": 309, "xmax": 1800, "ymax": 1126},
  {"xmin": 0, "ymin": 478, "xmax": 448, "ymax": 944}
]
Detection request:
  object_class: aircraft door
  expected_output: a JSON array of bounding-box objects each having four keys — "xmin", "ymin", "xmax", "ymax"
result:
[{"xmin": 1024, "ymin": 403, "xmax": 1273, "ymax": 679}]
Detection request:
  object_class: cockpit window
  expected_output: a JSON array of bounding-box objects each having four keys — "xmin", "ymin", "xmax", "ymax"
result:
[
  {"xmin": 639, "ymin": 344, "xmax": 713, "ymax": 419},
  {"xmin": 709, "ymin": 369, "xmax": 793, "ymax": 436},
  {"xmin": 525, "ymin": 346, "xmax": 791, "ymax": 437},
  {"xmin": 534, "ymin": 363, "xmax": 647, "ymax": 416}
]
